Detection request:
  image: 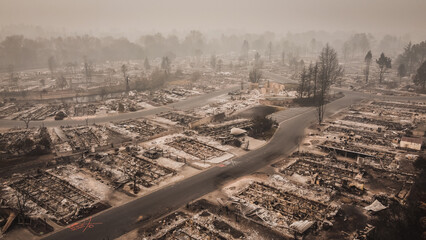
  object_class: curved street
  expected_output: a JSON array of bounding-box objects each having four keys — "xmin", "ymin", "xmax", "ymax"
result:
[{"xmin": 42, "ymin": 90, "xmax": 396, "ymax": 240}]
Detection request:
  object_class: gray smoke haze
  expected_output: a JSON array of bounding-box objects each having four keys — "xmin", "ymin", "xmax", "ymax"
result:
[{"xmin": 1, "ymin": 0, "xmax": 425, "ymax": 39}]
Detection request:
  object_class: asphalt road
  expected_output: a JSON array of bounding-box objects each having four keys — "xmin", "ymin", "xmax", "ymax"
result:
[
  {"xmin": 263, "ymin": 72, "xmax": 298, "ymax": 84},
  {"xmin": 42, "ymin": 91, "xmax": 368, "ymax": 240}
]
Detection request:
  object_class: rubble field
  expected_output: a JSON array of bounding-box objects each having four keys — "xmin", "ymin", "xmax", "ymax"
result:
[
  {"xmin": 110, "ymin": 119, "xmax": 169, "ymax": 141},
  {"xmin": 195, "ymin": 119, "xmax": 253, "ymax": 145},
  {"xmin": 166, "ymin": 136, "xmax": 226, "ymax": 160},
  {"xmin": 4, "ymin": 171, "xmax": 108, "ymax": 225},
  {"xmin": 0, "ymin": 127, "xmax": 51, "ymax": 159},
  {"xmin": 281, "ymin": 153, "xmax": 362, "ymax": 195},
  {"xmin": 341, "ymin": 115, "xmax": 409, "ymax": 131},
  {"xmin": 78, "ymin": 149, "xmax": 176, "ymax": 190},
  {"xmin": 51, "ymin": 125, "xmax": 129, "ymax": 153},
  {"xmin": 138, "ymin": 211, "xmax": 241, "ymax": 240},
  {"xmin": 371, "ymin": 101, "xmax": 426, "ymax": 113},
  {"xmin": 136, "ymin": 198, "xmax": 285, "ymax": 240},
  {"xmin": 157, "ymin": 112, "xmax": 200, "ymax": 126},
  {"xmin": 232, "ymin": 181, "xmax": 334, "ymax": 226},
  {"xmin": 320, "ymin": 140, "xmax": 396, "ymax": 167},
  {"xmin": 324, "ymin": 125, "xmax": 395, "ymax": 147}
]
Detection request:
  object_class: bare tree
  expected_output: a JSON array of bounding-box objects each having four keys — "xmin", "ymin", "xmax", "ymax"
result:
[
  {"xmin": 56, "ymin": 74, "xmax": 68, "ymax": 89},
  {"xmin": 15, "ymin": 189, "xmax": 30, "ymax": 222},
  {"xmin": 217, "ymin": 59, "xmax": 223, "ymax": 72},
  {"xmin": 66, "ymin": 62, "xmax": 77, "ymax": 88},
  {"xmin": 254, "ymin": 52, "xmax": 263, "ymax": 68},
  {"xmin": 47, "ymin": 56, "xmax": 57, "ymax": 78},
  {"xmin": 121, "ymin": 64, "xmax": 129, "ymax": 92},
  {"xmin": 40, "ymin": 89, "xmax": 48, "ymax": 100},
  {"xmin": 309, "ymin": 63, "xmax": 319, "ymax": 98},
  {"xmin": 297, "ymin": 66, "xmax": 308, "ymax": 98},
  {"xmin": 8, "ymin": 64, "xmax": 16, "ymax": 85},
  {"xmin": 376, "ymin": 53, "xmax": 392, "ymax": 83},
  {"xmin": 289, "ymin": 56, "xmax": 300, "ymax": 74},
  {"xmin": 106, "ymin": 67, "xmax": 115, "ymax": 86},
  {"xmin": 210, "ymin": 54, "xmax": 217, "ymax": 70},
  {"xmin": 22, "ymin": 116, "xmax": 32, "ymax": 129},
  {"xmin": 248, "ymin": 67, "xmax": 262, "ymax": 83},
  {"xmin": 397, "ymin": 63, "xmax": 407, "ymax": 82},
  {"xmin": 413, "ymin": 61, "xmax": 426, "ymax": 92},
  {"xmin": 364, "ymin": 50, "xmax": 372, "ymax": 83},
  {"xmin": 83, "ymin": 56, "xmax": 93, "ymax": 84},
  {"xmin": 267, "ymin": 41, "xmax": 272, "ymax": 61},
  {"xmin": 241, "ymin": 40, "xmax": 249, "ymax": 63},
  {"xmin": 298, "ymin": 63, "xmax": 319, "ymax": 100},
  {"xmin": 100, "ymin": 87, "xmax": 107, "ymax": 101},
  {"xmin": 144, "ymin": 57, "xmax": 151, "ymax": 70},
  {"xmin": 317, "ymin": 44, "xmax": 343, "ymax": 124},
  {"xmin": 124, "ymin": 169, "xmax": 141, "ymax": 194},
  {"xmin": 161, "ymin": 56, "xmax": 171, "ymax": 74}
]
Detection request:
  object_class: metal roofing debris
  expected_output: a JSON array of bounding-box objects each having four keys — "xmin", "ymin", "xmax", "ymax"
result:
[
  {"xmin": 364, "ymin": 200, "xmax": 387, "ymax": 212},
  {"xmin": 290, "ymin": 220, "xmax": 314, "ymax": 233}
]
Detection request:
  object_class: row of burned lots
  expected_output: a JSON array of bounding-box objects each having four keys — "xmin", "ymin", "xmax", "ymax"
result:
[
  {"xmin": 78, "ymin": 148, "xmax": 176, "ymax": 191},
  {"xmin": 0, "ymin": 146, "xmax": 181, "ymax": 231},
  {"xmin": 195, "ymin": 119, "xmax": 253, "ymax": 145},
  {"xmin": 108, "ymin": 119, "xmax": 170, "ymax": 141},
  {"xmin": 266, "ymin": 100, "xmax": 423, "ymax": 238},
  {"xmin": 50, "ymin": 125, "xmax": 129, "ymax": 154},
  {"xmin": 187, "ymin": 99, "xmax": 424, "ymax": 239},
  {"xmin": 0, "ymin": 127, "xmax": 51, "ymax": 159},
  {"xmin": 137, "ymin": 199, "xmax": 285, "ymax": 240},
  {"xmin": 1, "ymin": 170, "xmax": 107, "ymax": 226},
  {"xmin": 156, "ymin": 111, "xmax": 201, "ymax": 126}
]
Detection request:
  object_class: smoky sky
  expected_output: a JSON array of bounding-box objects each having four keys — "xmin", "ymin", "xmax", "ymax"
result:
[{"xmin": 1, "ymin": 0, "xmax": 425, "ymax": 37}]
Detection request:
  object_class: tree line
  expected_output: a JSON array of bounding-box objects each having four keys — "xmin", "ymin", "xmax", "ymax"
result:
[
  {"xmin": 1, "ymin": 30, "xmax": 415, "ymax": 73},
  {"xmin": 0, "ymin": 35, "xmax": 143, "ymax": 72}
]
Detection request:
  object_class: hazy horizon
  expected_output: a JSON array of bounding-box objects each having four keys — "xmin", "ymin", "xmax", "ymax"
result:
[{"xmin": 1, "ymin": 0, "xmax": 425, "ymax": 40}]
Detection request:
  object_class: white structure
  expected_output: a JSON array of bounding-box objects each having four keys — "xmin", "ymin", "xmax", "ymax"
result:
[
  {"xmin": 230, "ymin": 128, "xmax": 247, "ymax": 136},
  {"xmin": 400, "ymin": 137, "xmax": 423, "ymax": 151},
  {"xmin": 364, "ymin": 200, "xmax": 387, "ymax": 212}
]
